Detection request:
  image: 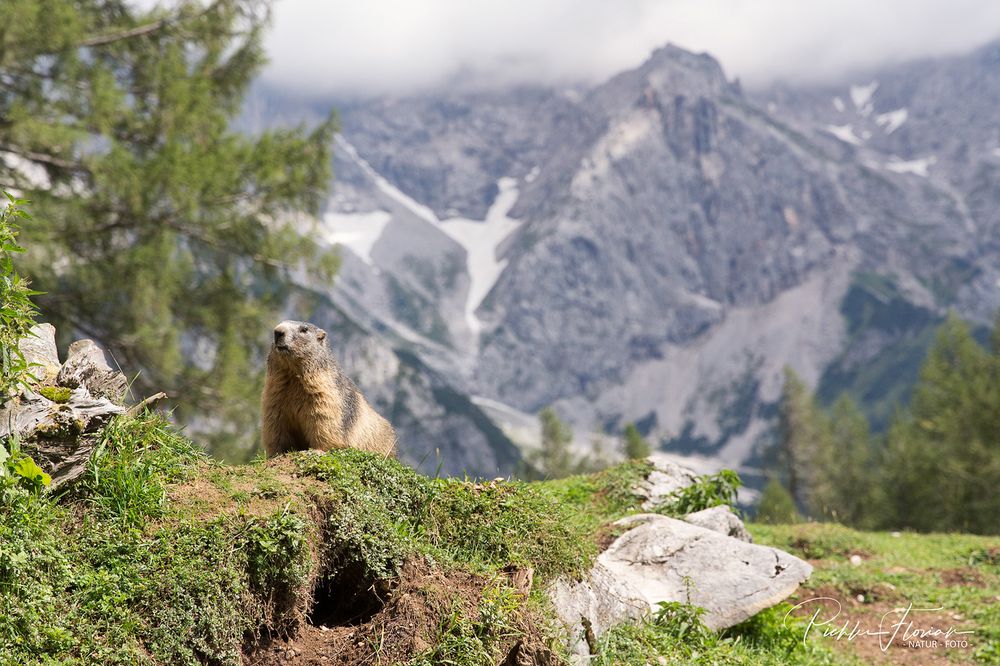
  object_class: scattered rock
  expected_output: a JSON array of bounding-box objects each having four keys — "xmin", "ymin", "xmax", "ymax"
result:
[
  {"xmin": 634, "ymin": 456, "xmax": 700, "ymax": 511},
  {"xmin": 57, "ymin": 339, "xmax": 128, "ymax": 403},
  {"xmin": 683, "ymin": 505, "xmax": 753, "ymax": 542},
  {"xmin": 549, "ymin": 514, "xmax": 811, "ymax": 661}
]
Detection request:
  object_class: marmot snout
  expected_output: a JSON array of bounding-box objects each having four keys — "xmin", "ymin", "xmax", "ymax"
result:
[{"xmin": 261, "ymin": 320, "xmax": 397, "ymax": 458}]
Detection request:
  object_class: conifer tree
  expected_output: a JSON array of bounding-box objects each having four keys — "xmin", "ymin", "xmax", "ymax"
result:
[
  {"xmin": 883, "ymin": 314, "xmax": 1000, "ymax": 533},
  {"xmin": 622, "ymin": 422, "xmax": 652, "ymax": 460},
  {"xmin": 754, "ymin": 477, "xmax": 800, "ymax": 524},
  {"xmin": 537, "ymin": 407, "xmax": 573, "ymax": 479},
  {"xmin": 811, "ymin": 395, "xmax": 882, "ymax": 528},
  {"xmin": 778, "ymin": 367, "xmax": 828, "ymax": 513},
  {"xmin": 0, "ymin": 1, "xmax": 337, "ymax": 458}
]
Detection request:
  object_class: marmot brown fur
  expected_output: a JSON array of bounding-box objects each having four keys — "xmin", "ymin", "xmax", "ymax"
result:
[{"xmin": 261, "ymin": 320, "xmax": 396, "ymax": 458}]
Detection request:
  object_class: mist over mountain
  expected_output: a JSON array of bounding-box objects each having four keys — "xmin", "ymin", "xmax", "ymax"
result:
[{"xmin": 251, "ymin": 39, "xmax": 1000, "ymax": 481}]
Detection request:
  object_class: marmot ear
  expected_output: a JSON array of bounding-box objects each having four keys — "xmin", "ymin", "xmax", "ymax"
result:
[{"xmin": 317, "ymin": 329, "xmax": 327, "ymax": 341}]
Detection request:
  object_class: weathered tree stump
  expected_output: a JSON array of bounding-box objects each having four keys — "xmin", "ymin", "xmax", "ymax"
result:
[{"xmin": 0, "ymin": 324, "xmax": 138, "ymax": 488}]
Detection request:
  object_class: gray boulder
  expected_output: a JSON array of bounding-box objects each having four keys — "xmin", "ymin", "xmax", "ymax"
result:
[
  {"xmin": 602, "ymin": 515, "xmax": 808, "ymax": 630},
  {"xmin": 683, "ymin": 505, "xmax": 753, "ymax": 543},
  {"xmin": 548, "ymin": 562, "xmax": 648, "ymax": 658},
  {"xmin": 634, "ymin": 456, "xmax": 700, "ymax": 511},
  {"xmin": 549, "ymin": 514, "xmax": 811, "ymax": 661}
]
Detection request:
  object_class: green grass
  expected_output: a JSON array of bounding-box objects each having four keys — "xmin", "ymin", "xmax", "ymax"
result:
[
  {"xmin": 0, "ymin": 419, "xmax": 655, "ymax": 665},
  {"xmin": 593, "ymin": 602, "xmax": 858, "ymax": 665},
  {"xmin": 3, "ymin": 415, "xmax": 995, "ymax": 664},
  {"xmin": 752, "ymin": 522, "xmax": 1000, "ymax": 664}
]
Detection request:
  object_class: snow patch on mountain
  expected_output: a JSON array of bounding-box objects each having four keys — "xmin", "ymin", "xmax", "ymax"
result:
[
  {"xmin": 850, "ymin": 81, "xmax": 879, "ymax": 116},
  {"xmin": 885, "ymin": 155, "xmax": 936, "ymax": 177},
  {"xmin": 824, "ymin": 124, "xmax": 863, "ymax": 146},
  {"xmin": 336, "ymin": 136, "xmax": 440, "ymax": 225},
  {"xmin": 319, "ymin": 209, "xmax": 392, "ymax": 266},
  {"xmin": 832, "ymin": 96, "xmax": 845, "ymax": 112},
  {"xmin": 439, "ymin": 178, "xmax": 522, "ymax": 335},
  {"xmin": 875, "ymin": 108, "xmax": 908, "ymax": 134}
]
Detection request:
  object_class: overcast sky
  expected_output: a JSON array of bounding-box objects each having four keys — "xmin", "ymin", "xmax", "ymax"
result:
[{"xmin": 260, "ymin": 0, "xmax": 1000, "ymax": 98}]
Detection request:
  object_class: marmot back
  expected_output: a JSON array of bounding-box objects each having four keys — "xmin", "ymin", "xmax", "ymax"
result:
[{"xmin": 261, "ymin": 320, "xmax": 397, "ymax": 458}]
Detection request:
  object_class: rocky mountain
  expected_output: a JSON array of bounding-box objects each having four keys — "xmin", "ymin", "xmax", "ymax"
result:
[{"xmin": 254, "ymin": 40, "xmax": 1000, "ymax": 483}]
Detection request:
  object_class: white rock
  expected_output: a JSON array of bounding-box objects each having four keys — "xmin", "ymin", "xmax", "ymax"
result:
[
  {"xmin": 683, "ymin": 505, "xmax": 753, "ymax": 543},
  {"xmin": 548, "ymin": 562, "xmax": 648, "ymax": 660},
  {"xmin": 635, "ymin": 457, "xmax": 700, "ymax": 511},
  {"xmin": 549, "ymin": 514, "xmax": 812, "ymax": 661}
]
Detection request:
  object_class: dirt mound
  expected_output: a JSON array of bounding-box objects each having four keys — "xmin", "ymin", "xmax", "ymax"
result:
[{"xmin": 245, "ymin": 558, "xmax": 556, "ymax": 665}]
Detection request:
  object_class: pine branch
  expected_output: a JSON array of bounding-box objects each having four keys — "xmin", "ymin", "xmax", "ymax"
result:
[
  {"xmin": 78, "ymin": 19, "xmax": 171, "ymax": 47},
  {"xmin": 0, "ymin": 145, "xmax": 84, "ymax": 172},
  {"xmin": 76, "ymin": 0, "xmax": 226, "ymax": 49}
]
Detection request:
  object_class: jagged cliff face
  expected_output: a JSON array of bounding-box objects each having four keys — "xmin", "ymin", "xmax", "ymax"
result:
[{"xmin": 271, "ymin": 41, "xmax": 1000, "ymax": 478}]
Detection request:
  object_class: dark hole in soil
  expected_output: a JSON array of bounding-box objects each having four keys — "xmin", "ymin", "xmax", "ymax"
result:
[{"xmin": 307, "ymin": 565, "xmax": 392, "ymax": 627}]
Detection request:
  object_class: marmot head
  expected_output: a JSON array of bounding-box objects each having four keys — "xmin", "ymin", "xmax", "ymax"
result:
[{"xmin": 269, "ymin": 320, "xmax": 329, "ymax": 369}]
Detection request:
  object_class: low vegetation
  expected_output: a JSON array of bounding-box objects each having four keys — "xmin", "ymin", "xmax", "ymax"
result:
[
  {"xmin": 753, "ymin": 523, "xmax": 1000, "ymax": 664},
  {"xmin": 1, "ymin": 411, "xmax": 997, "ymax": 664}
]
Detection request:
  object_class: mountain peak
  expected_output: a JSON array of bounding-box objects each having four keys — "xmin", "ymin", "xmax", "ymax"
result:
[{"xmin": 598, "ymin": 42, "xmax": 736, "ymax": 103}]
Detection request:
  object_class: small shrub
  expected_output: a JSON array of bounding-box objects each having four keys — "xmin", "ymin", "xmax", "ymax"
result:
[
  {"xmin": 0, "ymin": 434, "xmax": 51, "ymax": 507},
  {"xmin": 659, "ymin": 469, "xmax": 742, "ymax": 516},
  {"xmin": 754, "ymin": 477, "xmax": 801, "ymax": 524},
  {"xmin": 0, "ymin": 193, "xmax": 40, "ymax": 401}
]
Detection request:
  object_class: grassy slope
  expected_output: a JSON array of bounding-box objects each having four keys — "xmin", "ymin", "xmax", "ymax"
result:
[
  {"xmin": 1, "ymin": 413, "xmax": 996, "ymax": 665},
  {"xmin": 752, "ymin": 524, "xmax": 1000, "ymax": 665}
]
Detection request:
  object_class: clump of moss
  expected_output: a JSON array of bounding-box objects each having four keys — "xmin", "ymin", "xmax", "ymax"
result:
[{"xmin": 38, "ymin": 386, "xmax": 72, "ymax": 403}]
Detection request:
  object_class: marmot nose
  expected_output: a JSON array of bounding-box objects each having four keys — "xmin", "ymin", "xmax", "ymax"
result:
[{"xmin": 274, "ymin": 329, "xmax": 286, "ymax": 347}]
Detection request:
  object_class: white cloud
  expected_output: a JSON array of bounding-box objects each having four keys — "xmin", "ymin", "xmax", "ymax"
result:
[{"xmin": 261, "ymin": 0, "xmax": 1000, "ymax": 97}]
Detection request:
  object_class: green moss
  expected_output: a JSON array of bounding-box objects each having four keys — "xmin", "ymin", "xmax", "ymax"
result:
[{"xmin": 38, "ymin": 386, "xmax": 72, "ymax": 403}]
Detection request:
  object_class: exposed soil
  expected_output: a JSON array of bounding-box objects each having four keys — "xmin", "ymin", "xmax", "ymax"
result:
[
  {"xmin": 244, "ymin": 558, "xmax": 556, "ymax": 666},
  {"xmin": 937, "ymin": 567, "xmax": 985, "ymax": 588},
  {"xmin": 786, "ymin": 586, "xmax": 980, "ymax": 665}
]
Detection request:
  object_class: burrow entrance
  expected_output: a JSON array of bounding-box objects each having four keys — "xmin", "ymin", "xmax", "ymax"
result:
[{"xmin": 306, "ymin": 563, "xmax": 392, "ymax": 628}]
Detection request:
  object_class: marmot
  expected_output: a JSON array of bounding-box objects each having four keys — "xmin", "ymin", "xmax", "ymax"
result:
[{"xmin": 261, "ymin": 320, "xmax": 397, "ymax": 458}]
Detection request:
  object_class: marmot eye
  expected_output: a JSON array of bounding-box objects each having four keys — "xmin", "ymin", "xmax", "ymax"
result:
[{"xmin": 299, "ymin": 325, "xmax": 308, "ymax": 333}]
